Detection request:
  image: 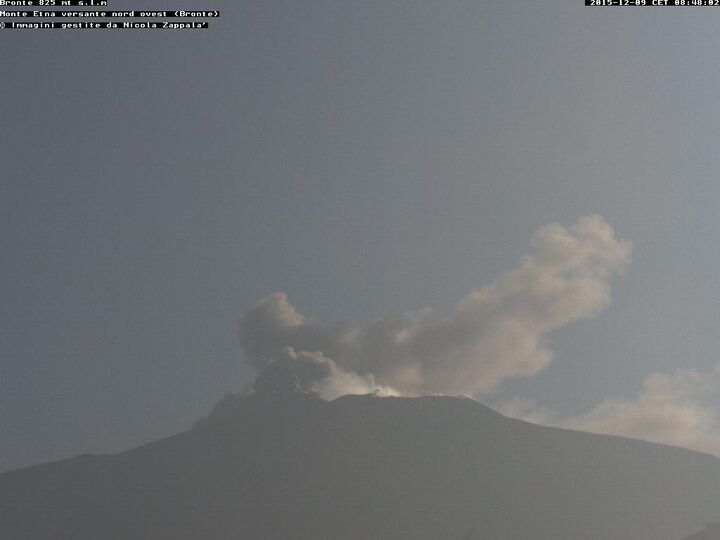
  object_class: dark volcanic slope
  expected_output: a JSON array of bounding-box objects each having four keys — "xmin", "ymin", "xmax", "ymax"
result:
[{"xmin": 1, "ymin": 393, "xmax": 719, "ymax": 540}]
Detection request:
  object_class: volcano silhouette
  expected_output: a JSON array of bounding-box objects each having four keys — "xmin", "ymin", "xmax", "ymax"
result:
[{"xmin": 2, "ymin": 393, "xmax": 719, "ymax": 539}]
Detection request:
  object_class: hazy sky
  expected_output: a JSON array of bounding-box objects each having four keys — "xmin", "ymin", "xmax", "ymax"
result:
[{"xmin": 2, "ymin": 0, "xmax": 720, "ymax": 471}]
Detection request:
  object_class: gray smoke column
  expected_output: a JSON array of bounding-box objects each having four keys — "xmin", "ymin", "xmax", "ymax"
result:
[{"xmin": 240, "ymin": 215, "xmax": 632, "ymax": 397}]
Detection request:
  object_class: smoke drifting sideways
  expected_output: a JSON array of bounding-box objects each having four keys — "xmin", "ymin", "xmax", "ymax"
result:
[
  {"xmin": 499, "ymin": 365, "xmax": 720, "ymax": 457},
  {"xmin": 240, "ymin": 215, "xmax": 632, "ymax": 400}
]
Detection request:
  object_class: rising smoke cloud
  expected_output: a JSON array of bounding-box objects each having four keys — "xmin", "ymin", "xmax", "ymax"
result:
[{"xmin": 240, "ymin": 215, "xmax": 632, "ymax": 397}]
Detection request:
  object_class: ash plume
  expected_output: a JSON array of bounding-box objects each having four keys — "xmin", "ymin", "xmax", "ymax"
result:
[{"xmin": 240, "ymin": 215, "xmax": 631, "ymax": 397}]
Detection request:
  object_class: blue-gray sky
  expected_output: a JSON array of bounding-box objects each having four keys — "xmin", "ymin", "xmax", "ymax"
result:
[{"xmin": 2, "ymin": 0, "xmax": 720, "ymax": 471}]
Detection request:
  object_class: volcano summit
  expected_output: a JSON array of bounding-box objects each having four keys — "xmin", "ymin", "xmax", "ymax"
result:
[{"xmin": 1, "ymin": 392, "xmax": 719, "ymax": 539}]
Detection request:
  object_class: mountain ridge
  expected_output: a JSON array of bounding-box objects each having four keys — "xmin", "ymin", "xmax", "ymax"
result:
[{"xmin": 2, "ymin": 393, "xmax": 719, "ymax": 539}]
